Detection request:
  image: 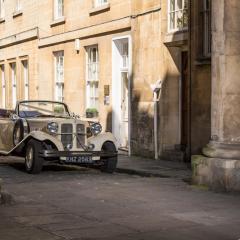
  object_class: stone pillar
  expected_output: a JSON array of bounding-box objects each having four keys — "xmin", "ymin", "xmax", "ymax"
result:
[{"xmin": 192, "ymin": 0, "xmax": 240, "ymax": 191}]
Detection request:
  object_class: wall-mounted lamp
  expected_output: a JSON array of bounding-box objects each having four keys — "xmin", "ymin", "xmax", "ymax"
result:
[{"xmin": 75, "ymin": 39, "xmax": 80, "ymax": 53}]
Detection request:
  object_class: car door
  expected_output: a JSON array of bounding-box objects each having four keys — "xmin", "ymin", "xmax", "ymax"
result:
[{"xmin": 0, "ymin": 110, "xmax": 15, "ymax": 152}]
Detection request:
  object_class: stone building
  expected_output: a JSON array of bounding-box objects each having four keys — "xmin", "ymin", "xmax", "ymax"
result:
[
  {"xmin": 192, "ymin": 0, "xmax": 240, "ymax": 191},
  {"xmin": 0, "ymin": 0, "xmax": 191, "ymax": 161}
]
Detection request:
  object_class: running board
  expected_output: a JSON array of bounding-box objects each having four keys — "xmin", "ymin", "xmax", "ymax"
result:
[{"xmin": 0, "ymin": 135, "xmax": 30, "ymax": 156}]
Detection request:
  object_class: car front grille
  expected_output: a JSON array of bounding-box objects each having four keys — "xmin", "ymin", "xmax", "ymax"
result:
[
  {"xmin": 60, "ymin": 123, "xmax": 86, "ymax": 150},
  {"xmin": 61, "ymin": 124, "xmax": 73, "ymax": 149},
  {"xmin": 76, "ymin": 124, "xmax": 85, "ymax": 148}
]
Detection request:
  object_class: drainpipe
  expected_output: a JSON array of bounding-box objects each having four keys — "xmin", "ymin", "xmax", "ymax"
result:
[
  {"xmin": 154, "ymin": 92, "xmax": 159, "ymax": 160},
  {"xmin": 151, "ymin": 80, "xmax": 163, "ymax": 160}
]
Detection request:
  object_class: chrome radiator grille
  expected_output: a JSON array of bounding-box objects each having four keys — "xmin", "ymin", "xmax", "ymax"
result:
[
  {"xmin": 61, "ymin": 124, "xmax": 73, "ymax": 149},
  {"xmin": 76, "ymin": 124, "xmax": 85, "ymax": 148}
]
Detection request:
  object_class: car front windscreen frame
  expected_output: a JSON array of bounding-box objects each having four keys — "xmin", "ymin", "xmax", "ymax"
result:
[{"xmin": 16, "ymin": 100, "xmax": 71, "ymax": 118}]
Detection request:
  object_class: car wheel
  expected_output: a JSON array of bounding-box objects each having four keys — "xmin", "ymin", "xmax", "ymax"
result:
[
  {"xmin": 13, "ymin": 119, "xmax": 24, "ymax": 146},
  {"xmin": 25, "ymin": 139, "xmax": 44, "ymax": 174},
  {"xmin": 101, "ymin": 142, "xmax": 118, "ymax": 173}
]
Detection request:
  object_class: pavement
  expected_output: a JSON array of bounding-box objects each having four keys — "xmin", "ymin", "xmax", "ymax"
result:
[
  {"xmin": 0, "ymin": 156, "xmax": 240, "ymax": 239},
  {"xmin": 117, "ymin": 153, "xmax": 192, "ymax": 180}
]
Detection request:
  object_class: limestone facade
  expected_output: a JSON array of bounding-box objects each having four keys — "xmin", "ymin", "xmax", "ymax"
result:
[{"xmin": 0, "ymin": 0, "xmax": 190, "ymax": 159}]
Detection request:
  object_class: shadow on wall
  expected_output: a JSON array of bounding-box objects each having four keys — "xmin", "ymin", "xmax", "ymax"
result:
[
  {"xmin": 106, "ymin": 109, "xmax": 112, "ymax": 133},
  {"xmin": 130, "ymin": 69, "xmax": 182, "ymax": 159},
  {"xmin": 131, "ymin": 91, "xmax": 154, "ymax": 158}
]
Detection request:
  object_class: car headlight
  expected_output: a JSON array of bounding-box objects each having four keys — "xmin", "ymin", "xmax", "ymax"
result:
[
  {"xmin": 90, "ymin": 122, "xmax": 102, "ymax": 136},
  {"xmin": 47, "ymin": 122, "xmax": 58, "ymax": 133}
]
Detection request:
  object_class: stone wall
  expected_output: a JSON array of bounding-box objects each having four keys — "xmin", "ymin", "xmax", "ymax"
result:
[
  {"xmin": 0, "ymin": 0, "xmax": 191, "ymax": 160},
  {"xmin": 190, "ymin": 0, "xmax": 211, "ymax": 155}
]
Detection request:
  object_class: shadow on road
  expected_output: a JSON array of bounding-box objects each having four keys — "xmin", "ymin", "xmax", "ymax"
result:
[{"xmin": 8, "ymin": 162, "xmax": 93, "ymax": 173}]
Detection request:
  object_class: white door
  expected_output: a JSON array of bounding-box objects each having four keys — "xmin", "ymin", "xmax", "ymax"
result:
[
  {"xmin": 112, "ymin": 37, "xmax": 130, "ymax": 150},
  {"xmin": 120, "ymin": 72, "xmax": 129, "ymax": 148}
]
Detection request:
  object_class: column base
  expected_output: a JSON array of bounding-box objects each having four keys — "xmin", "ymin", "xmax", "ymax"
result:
[{"xmin": 192, "ymin": 155, "xmax": 240, "ymax": 191}]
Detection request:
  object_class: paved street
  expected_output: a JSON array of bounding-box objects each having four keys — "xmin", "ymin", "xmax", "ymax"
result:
[{"xmin": 0, "ymin": 159, "xmax": 240, "ymax": 240}]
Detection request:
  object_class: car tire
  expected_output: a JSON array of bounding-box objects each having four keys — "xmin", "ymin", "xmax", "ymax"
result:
[
  {"xmin": 25, "ymin": 139, "xmax": 44, "ymax": 174},
  {"xmin": 13, "ymin": 119, "xmax": 24, "ymax": 146},
  {"xmin": 101, "ymin": 142, "xmax": 118, "ymax": 173}
]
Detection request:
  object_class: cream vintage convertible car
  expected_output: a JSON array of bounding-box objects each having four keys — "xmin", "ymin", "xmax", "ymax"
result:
[{"xmin": 0, "ymin": 100, "xmax": 118, "ymax": 174}]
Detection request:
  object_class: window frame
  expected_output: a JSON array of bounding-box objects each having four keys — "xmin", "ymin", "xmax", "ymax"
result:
[
  {"xmin": 202, "ymin": 0, "xmax": 211, "ymax": 58},
  {"xmin": 0, "ymin": 64, "xmax": 5, "ymax": 108},
  {"xmin": 0, "ymin": 0, "xmax": 5, "ymax": 19},
  {"xmin": 86, "ymin": 46, "xmax": 99, "ymax": 110},
  {"xmin": 94, "ymin": 0, "xmax": 108, "ymax": 8},
  {"xmin": 15, "ymin": 0, "xmax": 22, "ymax": 11},
  {"xmin": 54, "ymin": 0, "xmax": 64, "ymax": 20},
  {"xmin": 21, "ymin": 59, "xmax": 29, "ymax": 101},
  {"xmin": 9, "ymin": 62, "xmax": 17, "ymax": 109},
  {"xmin": 168, "ymin": 0, "xmax": 188, "ymax": 32},
  {"xmin": 54, "ymin": 51, "xmax": 64, "ymax": 102}
]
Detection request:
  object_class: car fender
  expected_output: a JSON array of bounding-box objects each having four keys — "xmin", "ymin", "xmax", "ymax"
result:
[
  {"xmin": 87, "ymin": 132, "xmax": 117, "ymax": 151},
  {"xmin": 27, "ymin": 131, "xmax": 64, "ymax": 151},
  {"xmin": 0, "ymin": 131, "xmax": 64, "ymax": 156}
]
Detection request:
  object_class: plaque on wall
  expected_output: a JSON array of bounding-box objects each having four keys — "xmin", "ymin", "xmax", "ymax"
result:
[{"xmin": 104, "ymin": 85, "xmax": 110, "ymax": 105}]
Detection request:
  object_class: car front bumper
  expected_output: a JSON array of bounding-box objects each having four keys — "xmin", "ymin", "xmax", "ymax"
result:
[{"xmin": 39, "ymin": 150, "xmax": 118, "ymax": 159}]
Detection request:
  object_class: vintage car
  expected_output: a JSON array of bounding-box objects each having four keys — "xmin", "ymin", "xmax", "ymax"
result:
[{"xmin": 0, "ymin": 100, "xmax": 118, "ymax": 174}]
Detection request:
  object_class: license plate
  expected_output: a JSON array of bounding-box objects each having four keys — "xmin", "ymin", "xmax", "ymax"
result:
[{"xmin": 65, "ymin": 156, "xmax": 93, "ymax": 164}]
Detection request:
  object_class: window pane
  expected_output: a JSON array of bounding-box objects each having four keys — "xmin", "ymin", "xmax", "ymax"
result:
[
  {"xmin": 176, "ymin": 10, "xmax": 183, "ymax": 29},
  {"xmin": 170, "ymin": 0, "xmax": 175, "ymax": 11},
  {"xmin": 16, "ymin": 0, "xmax": 21, "ymax": 11},
  {"xmin": 0, "ymin": 0, "xmax": 5, "ymax": 18},
  {"xmin": 86, "ymin": 47, "xmax": 99, "ymax": 109},
  {"xmin": 176, "ymin": 0, "xmax": 182, "ymax": 10},
  {"xmin": 182, "ymin": 9, "xmax": 188, "ymax": 27},
  {"xmin": 55, "ymin": 0, "xmax": 63, "ymax": 19},
  {"xmin": 0, "ymin": 65, "xmax": 5, "ymax": 108},
  {"xmin": 95, "ymin": 0, "xmax": 107, "ymax": 7},
  {"xmin": 183, "ymin": 0, "xmax": 188, "ymax": 9},
  {"xmin": 54, "ymin": 51, "xmax": 64, "ymax": 102},
  {"xmin": 170, "ymin": 12, "xmax": 175, "ymax": 30},
  {"xmin": 10, "ymin": 63, "xmax": 17, "ymax": 108}
]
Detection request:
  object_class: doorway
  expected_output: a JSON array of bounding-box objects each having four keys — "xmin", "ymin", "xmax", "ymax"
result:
[
  {"xmin": 112, "ymin": 37, "xmax": 131, "ymax": 151},
  {"xmin": 181, "ymin": 51, "xmax": 190, "ymax": 160}
]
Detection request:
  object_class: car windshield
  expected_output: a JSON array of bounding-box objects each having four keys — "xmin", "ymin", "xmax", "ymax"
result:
[{"xmin": 18, "ymin": 101, "xmax": 70, "ymax": 118}]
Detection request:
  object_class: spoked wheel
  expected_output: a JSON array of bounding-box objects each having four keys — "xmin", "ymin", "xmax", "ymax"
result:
[
  {"xmin": 25, "ymin": 139, "xmax": 44, "ymax": 174},
  {"xmin": 101, "ymin": 142, "xmax": 118, "ymax": 173}
]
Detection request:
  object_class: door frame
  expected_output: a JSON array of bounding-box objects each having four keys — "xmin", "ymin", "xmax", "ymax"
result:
[
  {"xmin": 112, "ymin": 35, "xmax": 132, "ymax": 155},
  {"xmin": 179, "ymin": 50, "xmax": 191, "ymax": 161}
]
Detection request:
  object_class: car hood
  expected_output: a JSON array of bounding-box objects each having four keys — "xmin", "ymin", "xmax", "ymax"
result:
[{"xmin": 26, "ymin": 117, "xmax": 88, "ymax": 132}]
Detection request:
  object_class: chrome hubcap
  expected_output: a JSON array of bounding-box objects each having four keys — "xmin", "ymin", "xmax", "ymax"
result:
[{"xmin": 26, "ymin": 146, "xmax": 34, "ymax": 169}]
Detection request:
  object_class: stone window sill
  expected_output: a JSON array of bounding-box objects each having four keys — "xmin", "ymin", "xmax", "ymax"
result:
[
  {"xmin": 0, "ymin": 17, "xmax": 5, "ymax": 23},
  {"xmin": 50, "ymin": 17, "xmax": 66, "ymax": 27},
  {"xmin": 89, "ymin": 3, "xmax": 110, "ymax": 16},
  {"xmin": 164, "ymin": 30, "xmax": 188, "ymax": 47},
  {"xmin": 13, "ymin": 10, "xmax": 23, "ymax": 18}
]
